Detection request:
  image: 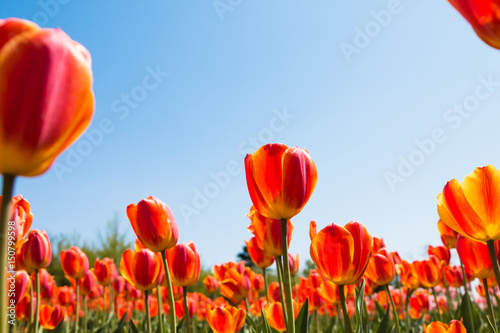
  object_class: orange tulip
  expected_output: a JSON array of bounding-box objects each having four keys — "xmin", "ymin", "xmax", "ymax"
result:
[
  {"xmin": 15, "ymin": 294, "xmax": 33, "ymax": 322},
  {"xmin": 94, "ymin": 258, "xmax": 116, "ymax": 286},
  {"xmin": 310, "ymin": 221, "xmax": 372, "ymax": 285},
  {"xmin": 437, "ymin": 219, "xmax": 458, "ymax": 249},
  {"xmin": 437, "ymin": 165, "xmax": 500, "ymax": 243},
  {"xmin": 456, "ymin": 235, "xmax": 500, "ymax": 279},
  {"xmin": 17, "ymin": 229, "xmax": 51, "ymax": 271},
  {"xmin": 247, "ymin": 206, "xmax": 293, "ymax": 257},
  {"xmin": 120, "ymin": 248, "xmax": 161, "ymax": 291},
  {"xmin": 372, "ymin": 237, "xmax": 386, "ymax": 252},
  {"xmin": 412, "ymin": 255, "xmax": 446, "ymax": 288},
  {"xmin": 424, "ymin": 320, "xmax": 466, "ymax": 333},
  {"xmin": 39, "ymin": 304, "xmax": 64, "ymax": 330},
  {"xmin": 428, "ymin": 245, "xmax": 451, "ymax": 266},
  {"xmin": 265, "ymin": 301, "xmax": 300, "ymax": 332},
  {"xmin": 174, "ymin": 294, "xmax": 197, "ymax": 319},
  {"xmin": 113, "ymin": 276, "xmax": 126, "ymax": 294},
  {"xmin": 218, "ymin": 267, "xmax": 252, "ymax": 305},
  {"xmin": 57, "ymin": 286, "xmax": 75, "ymax": 306},
  {"xmin": 364, "ymin": 247, "xmax": 395, "ymax": 287},
  {"xmin": 203, "ymin": 276, "xmax": 219, "ymax": 293},
  {"xmin": 317, "ymin": 280, "xmax": 355, "ymax": 305},
  {"xmin": 245, "ymin": 237, "xmax": 274, "ymax": 269},
  {"xmin": 9, "ymin": 195, "xmax": 33, "ymax": 247},
  {"xmin": 166, "ymin": 241, "xmax": 201, "ymax": 287},
  {"xmin": 443, "ymin": 266, "xmax": 465, "ymax": 288},
  {"xmin": 409, "ymin": 289, "xmax": 430, "ymax": 319},
  {"xmin": 206, "ymin": 304, "xmax": 246, "ymax": 333},
  {"xmin": 127, "ymin": 196, "xmax": 178, "ymax": 253},
  {"xmin": 60, "ymin": 246, "xmax": 89, "ymax": 280},
  {"xmin": 245, "ymin": 143, "xmax": 318, "ymax": 220},
  {"xmin": 400, "ymin": 260, "xmax": 420, "ymax": 289},
  {"xmin": 0, "ymin": 18, "xmax": 94, "ymax": 177},
  {"xmin": 447, "ymin": 0, "xmax": 500, "ymax": 49}
]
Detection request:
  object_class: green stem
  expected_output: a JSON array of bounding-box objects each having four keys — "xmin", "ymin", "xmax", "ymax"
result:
[
  {"xmin": 336, "ymin": 304, "xmax": 344, "ymax": 332},
  {"xmin": 487, "ymin": 240, "xmax": 500, "ymax": 289},
  {"xmin": 431, "ymin": 287, "xmax": 443, "ymax": 322},
  {"xmin": 156, "ymin": 285, "xmax": 164, "ymax": 333},
  {"xmin": 83, "ymin": 296, "xmax": 87, "ymax": 333},
  {"xmin": 457, "ymin": 252, "xmax": 475, "ymax": 333},
  {"xmin": 275, "ymin": 256, "xmax": 288, "ymax": 325},
  {"xmin": 161, "ymin": 250, "xmax": 177, "ymax": 333},
  {"xmin": 35, "ymin": 269, "xmax": 40, "ymax": 333},
  {"xmin": 263, "ymin": 268, "xmax": 269, "ymax": 305},
  {"xmin": 384, "ymin": 284, "xmax": 401, "ymax": 333},
  {"xmin": 30, "ymin": 282, "xmax": 34, "ymax": 327},
  {"xmin": 75, "ymin": 279, "xmax": 80, "ymax": 333},
  {"xmin": 315, "ymin": 310, "xmax": 319, "ymax": 333},
  {"xmin": 445, "ymin": 285, "xmax": 453, "ymax": 315},
  {"xmin": 338, "ymin": 285, "xmax": 353, "ymax": 333},
  {"xmin": 405, "ymin": 288, "xmax": 411, "ymax": 330},
  {"xmin": 0, "ymin": 175, "xmax": 15, "ymax": 333},
  {"xmin": 483, "ymin": 278, "xmax": 498, "ymax": 332},
  {"xmin": 183, "ymin": 287, "xmax": 191, "ymax": 333},
  {"xmin": 280, "ymin": 218, "xmax": 295, "ymax": 333},
  {"xmin": 145, "ymin": 290, "xmax": 152, "ymax": 333}
]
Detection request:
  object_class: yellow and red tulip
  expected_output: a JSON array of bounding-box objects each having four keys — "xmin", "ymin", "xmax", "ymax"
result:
[
  {"xmin": 456, "ymin": 235, "xmax": 500, "ymax": 279},
  {"xmin": 120, "ymin": 248, "xmax": 162, "ymax": 291},
  {"xmin": 17, "ymin": 229, "xmax": 51, "ymax": 271},
  {"xmin": 424, "ymin": 319, "xmax": 467, "ymax": 333},
  {"xmin": 412, "ymin": 255, "xmax": 446, "ymax": 288},
  {"xmin": 245, "ymin": 237, "xmax": 274, "ymax": 269},
  {"xmin": 247, "ymin": 207, "xmax": 293, "ymax": 257},
  {"xmin": 437, "ymin": 219, "xmax": 458, "ymax": 249},
  {"xmin": 60, "ymin": 246, "xmax": 89, "ymax": 280},
  {"xmin": 206, "ymin": 304, "xmax": 246, "ymax": 333},
  {"xmin": 165, "ymin": 241, "xmax": 201, "ymax": 287},
  {"xmin": 39, "ymin": 304, "xmax": 64, "ymax": 330},
  {"xmin": 364, "ymin": 247, "xmax": 395, "ymax": 287}
]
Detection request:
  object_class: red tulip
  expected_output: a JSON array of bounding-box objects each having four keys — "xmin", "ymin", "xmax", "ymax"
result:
[
  {"xmin": 94, "ymin": 258, "xmax": 116, "ymax": 286},
  {"xmin": 218, "ymin": 267, "xmax": 252, "ymax": 305},
  {"xmin": 424, "ymin": 319, "xmax": 466, "ymax": 332},
  {"xmin": 428, "ymin": 245, "xmax": 451, "ymax": 266},
  {"xmin": 364, "ymin": 247, "xmax": 395, "ymax": 287},
  {"xmin": 120, "ymin": 248, "xmax": 161, "ymax": 291},
  {"xmin": 437, "ymin": 219, "xmax": 458, "ymax": 249},
  {"xmin": 39, "ymin": 304, "xmax": 64, "ymax": 330},
  {"xmin": 245, "ymin": 237, "xmax": 274, "ymax": 269},
  {"xmin": 265, "ymin": 301, "xmax": 300, "ymax": 332},
  {"xmin": 60, "ymin": 246, "xmax": 89, "ymax": 280},
  {"xmin": 17, "ymin": 229, "xmax": 51, "ymax": 271},
  {"xmin": 456, "ymin": 235, "xmax": 500, "ymax": 279},
  {"xmin": 0, "ymin": 19, "xmax": 94, "ymax": 176},
  {"xmin": 288, "ymin": 253, "xmax": 299, "ymax": 276},
  {"xmin": 127, "ymin": 196, "xmax": 179, "ymax": 253},
  {"xmin": 7, "ymin": 270, "xmax": 30, "ymax": 306},
  {"xmin": 245, "ymin": 143, "xmax": 318, "ymax": 220},
  {"xmin": 206, "ymin": 304, "xmax": 246, "ymax": 333},
  {"xmin": 79, "ymin": 270, "xmax": 96, "ymax": 296},
  {"xmin": 412, "ymin": 255, "xmax": 446, "ymax": 288},
  {"xmin": 165, "ymin": 241, "xmax": 201, "ymax": 287},
  {"xmin": 310, "ymin": 221, "xmax": 372, "ymax": 285}
]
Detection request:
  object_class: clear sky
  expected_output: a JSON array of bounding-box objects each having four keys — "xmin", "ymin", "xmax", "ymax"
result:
[{"xmin": 2, "ymin": 0, "xmax": 500, "ymax": 269}]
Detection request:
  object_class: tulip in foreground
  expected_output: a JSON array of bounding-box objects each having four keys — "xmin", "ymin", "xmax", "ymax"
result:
[
  {"xmin": 40, "ymin": 304, "xmax": 64, "ymax": 330},
  {"xmin": 206, "ymin": 304, "xmax": 246, "ymax": 333},
  {"xmin": 424, "ymin": 319, "xmax": 466, "ymax": 333}
]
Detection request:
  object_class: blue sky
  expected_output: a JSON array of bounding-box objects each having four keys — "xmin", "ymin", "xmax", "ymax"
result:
[{"xmin": 2, "ymin": 0, "xmax": 500, "ymax": 269}]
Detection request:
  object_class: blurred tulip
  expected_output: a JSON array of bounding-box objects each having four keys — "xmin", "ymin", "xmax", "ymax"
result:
[
  {"xmin": 218, "ymin": 267, "xmax": 251, "ymax": 305},
  {"xmin": 94, "ymin": 258, "xmax": 116, "ymax": 286},
  {"xmin": 113, "ymin": 276, "xmax": 126, "ymax": 294},
  {"xmin": 15, "ymin": 294, "xmax": 33, "ymax": 322},
  {"xmin": 120, "ymin": 248, "xmax": 161, "ymax": 291},
  {"xmin": 245, "ymin": 237, "xmax": 274, "ymax": 269},
  {"xmin": 424, "ymin": 319, "xmax": 466, "ymax": 332},
  {"xmin": 0, "ymin": 18, "xmax": 94, "ymax": 177},
  {"xmin": 444, "ymin": 266, "xmax": 465, "ymax": 288},
  {"xmin": 364, "ymin": 247, "xmax": 395, "ymax": 287},
  {"xmin": 310, "ymin": 221, "xmax": 372, "ymax": 285},
  {"xmin": 166, "ymin": 241, "xmax": 201, "ymax": 287},
  {"xmin": 372, "ymin": 237, "xmax": 386, "ymax": 252},
  {"xmin": 9, "ymin": 195, "xmax": 33, "ymax": 247},
  {"xmin": 412, "ymin": 255, "xmax": 446, "ymax": 288},
  {"xmin": 17, "ymin": 229, "xmax": 51, "ymax": 271},
  {"xmin": 203, "ymin": 276, "xmax": 219, "ymax": 293},
  {"xmin": 409, "ymin": 289, "xmax": 430, "ymax": 319},
  {"xmin": 265, "ymin": 301, "xmax": 299, "ymax": 332},
  {"xmin": 79, "ymin": 270, "xmax": 96, "ymax": 296},
  {"xmin": 244, "ymin": 143, "xmax": 317, "ymax": 220},
  {"xmin": 428, "ymin": 245, "xmax": 451, "ymax": 266},
  {"xmin": 60, "ymin": 246, "xmax": 89, "ymax": 280},
  {"xmin": 456, "ymin": 235, "xmax": 500, "ymax": 279},
  {"xmin": 288, "ymin": 253, "xmax": 299, "ymax": 276},
  {"xmin": 437, "ymin": 219, "xmax": 458, "ymax": 249},
  {"xmin": 247, "ymin": 207, "xmax": 293, "ymax": 257},
  {"xmin": 127, "ymin": 196, "xmax": 178, "ymax": 253},
  {"xmin": 206, "ymin": 304, "xmax": 246, "ymax": 333},
  {"xmin": 437, "ymin": 165, "xmax": 500, "ymax": 243},
  {"xmin": 317, "ymin": 280, "xmax": 355, "ymax": 305},
  {"xmin": 7, "ymin": 270, "xmax": 30, "ymax": 306},
  {"xmin": 400, "ymin": 260, "xmax": 420, "ymax": 289},
  {"xmin": 40, "ymin": 304, "xmax": 64, "ymax": 330},
  {"xmin": 57, "ymin": 286, "xmax": 75, "ymax": 306},
  {"xmin": 447, "ymin": 0, "xmax": 500, "ymax": 49}
]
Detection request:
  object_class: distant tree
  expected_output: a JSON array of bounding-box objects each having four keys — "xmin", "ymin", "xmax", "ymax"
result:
[
  {"xmin": 236, "ymin": 245, "xmax": 255, "ymax": 269},
  {"xmin": 95, "ymin": 213, "xmax": 132, "ymax": 264},
  {"xmin": 301, "ymin": 259, "xmax": 316, "ymax": 277}
]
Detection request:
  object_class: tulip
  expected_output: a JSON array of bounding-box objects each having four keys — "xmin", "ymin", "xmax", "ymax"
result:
[
  {"xmin": 218, "ymin": 267, "xmax": 252, "ymax": 305},
  {"xmin": 165, "ymin": 241, "xmax": 201, "ymax": 287},
  {"xmin": 120, "ymin": 248, "xmax": 161, "ymax": 291},
  {"xmin": 447, "ymin": 0, "xmax": 500, "ymax": 49},
  {"xmin": 412, "ymin": 255, "xmax": 446, "ymax": 289},
  {"xmin": 245, "ymin": 237, "xmax": 275, "ymax": 269},
  {"xmin": 247, "ymin": 206, "xmax": 293, "ymax": 257},
  {"xmin": 94, "ymin": 258, "xmax": 116, "ymax": 286},
  {"xmin": 203, "ymin": 276, "xmax": 219, "ymax": 293},
  {"xmin": 437, "ymin": 165, "xmax": 500, "ymax": 285},
  {"xmin": 9, "ymin": 194, "xmax": 33, "ymax": 247},
  {"xmin": 265, "ymin": 301, "xmax": 300, "ymax": 332},
  {"xmin": 424, "ymin": 319, "xmax": 467, "ymax": 333},
  {"xmin": 288, "ymin": 253, "xmax": 299, "ymax": 276},
  {"xmin": 317, "ymin": 280, "xmax": 355, "ymax": 305},
  {"xmin": 58, "ymin": 286, "xmax": 76, "ymax": 306},
  {"xmin": 127, "ymin": 196, "xmax": 178, "ymax": 253},
  {"xmin": 364, "ymin": 247, "xmax": 395, "ymax": 287},
  {"xmin": 39, "ymin": 304, "xmax": 64, "ymax": 330},
  {"xmin": 437, "ymin": 219, "xmax": 458, "ymax": 249},
  {"xmin": 456, "ymin": 235, "xmax": 500, "ymax": 280},
  {"xmin": 60, "ymin": 246, "xmax": 89, "ymax": 280},
  {"xmin": 409, "ymin": 289, "xmax": 430, "ymax": 319},
  {"xmin": 17, "ymin": 229, "xmax": 51, "ymax": 271},
  {"xmin": 310, "ymin": 220, "xmax": 372, "ymax": 333},
  {"xmin": 206, "ymin": 304, "xmax": 246, "ymax": 333},
  {"xmin": 372, "ymin": 237, "xmax": 386, "ymax": 252},
  {"xmin": 79, "ymin": 270, "xmax": 96, "ymax": 296},
  {"xmin": 8, "ymin": 270, "xmax": 30, "ymax": 306},
  {"xmin": 428, "ymin": 245, "xmax": 451, "ymax": 266}
]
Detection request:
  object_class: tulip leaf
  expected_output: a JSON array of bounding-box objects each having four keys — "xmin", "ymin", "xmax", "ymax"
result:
[
  {"xmin": 295, "ymin": 297, "xmax": 309, "ymax": 333},
  {"xmin": 486, "ymin": 315, "xmax": 497, "ymax": 333},
  {"xmin": 261, "ymin": 308, "xmax": 272, "ymax": 333},
  {"xmin": 245, "ymin": 314, "xmax": 259, "ymax": 333},
  {"xmin": 113, "ymin": 313, "xmax": 128, "ymax": 333},
  {"xmin": 128, "ymin": 320, "xmax": 140, "ymax": 333},
  {"xmin": 355, "ymin": 279, "xmax": 366, "ymax": 333},
  {"xmin": 461, "ymin": 293, "xmax": 480, "ymax": 333},
  {"xmin": 376, "ymin": 306, "xmax": 391, "ymax": 333},
  {"xmin": 49, "ymin": 318, "xmax": 68, "ymax": 333}
]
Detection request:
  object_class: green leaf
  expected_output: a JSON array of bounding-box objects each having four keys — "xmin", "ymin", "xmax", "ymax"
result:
[
  {"xmin": 94, "ymin": 312, "xmax": 114, "ymax": 333},
  {"xmin": 261, "ymin": 308, "xmax": 272, "ymax": 333},
  {"xmin": 129, "ymin": 320, "xmax": 140, "ymax": 333},
  {"xmin": 295, "ymin": 298, "xmax": 309, "ymax": 333},
  {"xmin": 113, "ymin": 313, "xmax": 128, "ymax": 333},
  {"xmin": 245, "ymin": 314, "xmax": 259, "ymax": 333},
  {"xmin": 49, "ymin": 318, "xmax": 67, "ymax": 333},
  {"xmin": 355, "ymin": 279, "xmax": 366, "ymax": 333},
  {"xmin": 486, "ymin": 315, "xmax": 498, "ymax": 333},
  {"xmin": 461, "ymin": 293, "xmax": 480, "ymax": 333},
  {"xmin": 376, "ymin": 306, "xmax": 391, "ymax": 333}
]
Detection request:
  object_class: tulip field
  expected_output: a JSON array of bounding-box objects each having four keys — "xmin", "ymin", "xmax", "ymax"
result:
[{"xmin": 3, "ymin": 1, "xmax": 500, "ymax": 333}]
